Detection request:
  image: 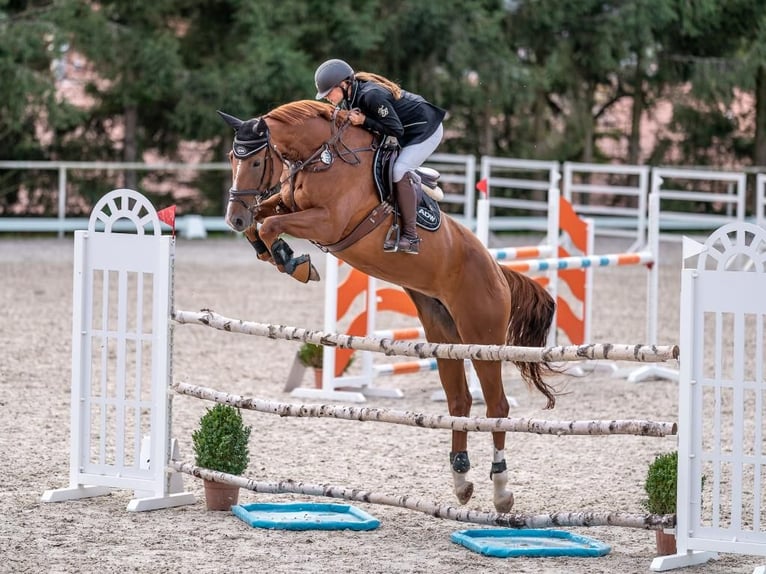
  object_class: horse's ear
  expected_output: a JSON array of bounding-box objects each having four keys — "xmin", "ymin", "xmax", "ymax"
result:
[
  {"xmin": 217, "ymin": 110, "xmax": 243, "ymax": 131},
  {"xmin": 254, "ymin": 118, "xmax": 268, "ymax": 137}
]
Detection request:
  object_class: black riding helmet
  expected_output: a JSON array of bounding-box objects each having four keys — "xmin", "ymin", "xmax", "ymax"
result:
[{"xmin": 314, "ymin": 59, "xmax": 354, "ymax": 100}]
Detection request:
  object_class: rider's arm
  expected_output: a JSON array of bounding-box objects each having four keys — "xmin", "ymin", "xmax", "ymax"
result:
[{"xmin": 359, "ymin": 91, "xmax": 404, "ymax": 138}]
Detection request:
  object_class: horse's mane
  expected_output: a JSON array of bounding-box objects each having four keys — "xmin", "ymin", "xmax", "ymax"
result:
[{"xmin": 267, "ymin": 100, "xmax": 338, "ymax": 125}]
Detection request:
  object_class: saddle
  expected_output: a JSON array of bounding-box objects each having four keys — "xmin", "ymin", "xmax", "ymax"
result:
[{"xmin": 373, "ymin": 143, "xmax": 442, "ymax": 233}]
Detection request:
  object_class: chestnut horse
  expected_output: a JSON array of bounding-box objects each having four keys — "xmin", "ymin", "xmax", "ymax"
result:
[{"xmin": 219, "ymin": 100, "xmax": 556, "ymax": 513}]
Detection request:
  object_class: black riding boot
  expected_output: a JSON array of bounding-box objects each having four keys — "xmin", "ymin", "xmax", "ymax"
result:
[{"xmin": 384, "ymin": 172, "xmax": 421, "ymax": 254}]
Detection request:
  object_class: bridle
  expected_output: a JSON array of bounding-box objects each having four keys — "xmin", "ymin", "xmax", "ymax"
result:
[
  {"xmin": 227, "ymin": 136, "xmax": 283, "ymax": 211},
  {"xmin": 227, "ymin": 108, "xmax": 375, "ymax": 214}
]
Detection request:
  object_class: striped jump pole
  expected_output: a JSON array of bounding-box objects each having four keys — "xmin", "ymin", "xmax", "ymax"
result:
[
  {"xmin": 373, "ymin": 358, "xmax": 437, "ymax": 377},
  {"xmin": 373, "ymin": 327, "xmax": 425, "ymax": 340},
  {"xmin": 504, "ymin": 251, "xmax": 655, "ymax": 274},
  {"xmin": 488, "ymin": 245, "xmax": 555, "ymax": 261},
  {"xmin": 373, "ymin": 326, "xmax": 484, "ymax": 404}
]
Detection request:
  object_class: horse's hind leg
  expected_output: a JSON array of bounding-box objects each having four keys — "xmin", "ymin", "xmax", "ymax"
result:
[
  {"xmin": 405, "ymin": 289, "xmax": 475, "ymax": 506},
  {"xmin": 471, "ymin": 359, "xmax": 514, "ymax": 513},
  {"xmin": 448, "ymin": 285, "xmax": 515, "ymax": 513},
  {"xmin": 437, "ymin": 358, "xmax": 474, "ymax": 505}
]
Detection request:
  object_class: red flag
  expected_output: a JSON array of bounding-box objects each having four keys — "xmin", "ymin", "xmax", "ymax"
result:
[
  {"xmin": 476, "ymin": 178, "xmax": 488, "ymax": 198},
  {"xmin": 157, "ymin": 205, "xmax": 176, "ymax": 237}
]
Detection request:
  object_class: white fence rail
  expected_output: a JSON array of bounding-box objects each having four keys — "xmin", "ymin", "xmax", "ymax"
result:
[{"xmin": 1, "ymin": 159, "xmax": 763, "ymax": 240}]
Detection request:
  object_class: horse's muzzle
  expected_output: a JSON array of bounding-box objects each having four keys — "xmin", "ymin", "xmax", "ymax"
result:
[
  {"xmin": 225, "ymin": 188, "xmax": 258, "ymax": 232},
  {"xmin": 225, "ymin": 201, "xmax": 251, "ymax": 232}
]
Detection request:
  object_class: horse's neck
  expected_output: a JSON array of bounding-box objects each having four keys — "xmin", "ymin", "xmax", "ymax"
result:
[{"xmin": 272, "ymin": 119, "xmax": 331, "ymax": 160}]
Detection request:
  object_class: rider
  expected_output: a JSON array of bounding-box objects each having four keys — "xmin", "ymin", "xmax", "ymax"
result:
[{"xmin": 314, "ymin": 58, "xmax": 446, "ymax": 255}]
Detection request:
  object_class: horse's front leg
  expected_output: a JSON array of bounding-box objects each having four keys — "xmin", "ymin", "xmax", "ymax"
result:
[
  {"xmin": 243, "ymin": 224, "xmax": 320, "ymax": 282},
  {"xmin": 244, "ymin": 225, "xmax": 275, "ymax": 263},
  {"xmin": 237, "ymin": 196, "xmax": 318, "ymax": 283},
  {"xmin": 246, "ymin": 195, "xmax": 293, "ymax": 263},
  {"xmin": 259, "ymin": 210, "xmax": 337, "ymax": 283}
]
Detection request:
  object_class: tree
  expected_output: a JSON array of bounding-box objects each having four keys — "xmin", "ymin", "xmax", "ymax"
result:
[
  {"xmin": 650, "ymin": 0, "xmax": 763, "ymax": 167},
  {"xmin": 0, "ymin": 1, "xmax": 78, "ymax": 213},
  {"xmin": 52, "ymin": 0, "xmax": 184, "ymax": 196}
]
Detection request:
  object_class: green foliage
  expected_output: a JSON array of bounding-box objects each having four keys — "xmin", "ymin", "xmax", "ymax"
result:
[
  {"xmin": 297, "ymin": 342, "xmax": 353, "ymax": 372},
  {"xmin": 644, "ymin": 451, "xmax": 678, "ymax": 514},
  {"xmin": 297, "ymin": 342, "xmax": 324, "ymax": 369},
  {"xmin": 192, "ymin": 404, "xmax": 251, "ymax": 476}
]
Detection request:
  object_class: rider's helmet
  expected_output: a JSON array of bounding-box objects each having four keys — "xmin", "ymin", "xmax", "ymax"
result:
[{"xmin": 314, "ymin": 59, "xmax": 354, "ymax": 100}]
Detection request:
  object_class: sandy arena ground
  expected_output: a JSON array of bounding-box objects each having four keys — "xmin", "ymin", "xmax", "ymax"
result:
[{"xmin": 1, "ymin": 232, "xmax": 763, "ymax": 573}]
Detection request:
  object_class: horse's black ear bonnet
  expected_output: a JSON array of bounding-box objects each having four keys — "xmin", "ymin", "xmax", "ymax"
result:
[{"xmin": 232, "ymin": 118, "xmax": 269, "ymax": 159}]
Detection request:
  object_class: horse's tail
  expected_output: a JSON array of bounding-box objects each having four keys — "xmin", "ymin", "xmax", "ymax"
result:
[{"xmin": 501, "ymin": 266, "xmax": 558, "ymax": 409}]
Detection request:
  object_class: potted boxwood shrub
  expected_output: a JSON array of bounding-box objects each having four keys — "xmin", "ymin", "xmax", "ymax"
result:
[
  {"xmin": 192, "ymin": 404, "xmax": 251, "ymax": 511},
  {"xmin": 298, "ymin": 342, "xmax": 352, "ymax": 388},
  {"xmin": 644, "ymin": 450, "xmax": 678, "ymax": 556}
]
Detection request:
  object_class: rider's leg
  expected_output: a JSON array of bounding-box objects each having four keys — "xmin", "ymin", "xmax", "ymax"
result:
[
  {"xmin": 385, "ymin": 172, "xmax": 420, "ymax": 254},
  {"xmin": 385, "ymin": 125, "xmax": 444, "ymax": 254}
]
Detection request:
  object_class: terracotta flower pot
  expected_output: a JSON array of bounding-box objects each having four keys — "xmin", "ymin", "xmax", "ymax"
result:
[
  {"xmin": 203, "ymin": 479, "xmax": 240, "ymax": 511},
  {"xmin": 655, "ymin": 530, "xmax": 677, "ymax": 556}
]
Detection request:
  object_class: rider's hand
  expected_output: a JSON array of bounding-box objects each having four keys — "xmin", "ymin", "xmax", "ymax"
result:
[{"xmin": 349, "ymin": 109, "xmax": 365, "ymax": 126}]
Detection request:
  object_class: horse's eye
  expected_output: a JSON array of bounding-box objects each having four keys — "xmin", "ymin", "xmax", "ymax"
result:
[{"xmin": 252, "ymin": 160, "xmax": 261, "ymax": 167}]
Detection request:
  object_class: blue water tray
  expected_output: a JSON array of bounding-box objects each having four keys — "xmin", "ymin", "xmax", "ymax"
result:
[
  {"xmin": 232, "ymin": 502, "xmax": 380, "ymax": 531},
  {"xmin": 451, "ymin": 528, "xmax": 611, "ymax": 558}
]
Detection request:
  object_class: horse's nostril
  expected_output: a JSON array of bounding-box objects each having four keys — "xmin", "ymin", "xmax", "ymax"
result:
[{"xmin": 234, "ymin": 218, "xmax": 245, "ymax": 230}]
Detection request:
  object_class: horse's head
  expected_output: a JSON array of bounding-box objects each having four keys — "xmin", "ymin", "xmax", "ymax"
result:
[
  {"xmin": 219, "ymin": 101, "xmax": 380, "ymax": 247},
  {"xmin": 218, "ymin": 110, "xmax": 285, "ymax": 232}
]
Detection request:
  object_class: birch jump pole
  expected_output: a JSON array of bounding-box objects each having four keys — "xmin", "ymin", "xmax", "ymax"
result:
[
  {"xmin": 169, "ymin": 461, "xmax": 676, "ymax": 531},
  {"xmin": 172, "ymin": 309, "xmax": 679, "ymax": 364},
  {"xmin": 173, "ymin": 382, "xmax": 677, "ymax": 437}
]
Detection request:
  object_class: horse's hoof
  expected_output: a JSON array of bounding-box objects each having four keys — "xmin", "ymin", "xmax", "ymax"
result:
[
  {"xmin": 494, "ymin": 492, "xmax": 514, "ymax": 513},
  {"xmin": 288, "ymin": 256, "xmax": 316, "ymax": 283},
  {"xmin": 455, "ymin": 481, "xmax": 474, "ymax": 505}
]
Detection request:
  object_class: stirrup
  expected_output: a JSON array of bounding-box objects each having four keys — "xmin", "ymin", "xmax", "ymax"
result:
[{"xmin": 383, "ymin": 224, "xmax": 400, "ymax": 252}]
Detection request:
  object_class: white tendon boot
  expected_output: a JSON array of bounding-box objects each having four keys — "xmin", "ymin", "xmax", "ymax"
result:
[
  {"xmin": 492, "ymin": 449, "xmax": 514, "ymax": 513},
  {"xmin": 452, "ymin": 469, "xmax": 474, "ymax": 505}
]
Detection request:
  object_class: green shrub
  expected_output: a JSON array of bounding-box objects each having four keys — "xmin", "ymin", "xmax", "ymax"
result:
[
  {"xmin": 297, "ymin": 342, "xmax": 324, "ymax": 368},
  {"xmin": 644, "ymin": 451, "xmax": 678, "ymax": 514},
  {"xmin": 192, "ymin": 404, "xmax": 251, "ymax": 475},
  {"xmin": 297, "ymin": 342, "xmax": 353, "ymax": 371}
]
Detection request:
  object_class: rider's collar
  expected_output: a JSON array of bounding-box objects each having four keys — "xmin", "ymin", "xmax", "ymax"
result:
[{"xmin": 344, "ymin": 80, "xmax": 359, "ymax": 110}]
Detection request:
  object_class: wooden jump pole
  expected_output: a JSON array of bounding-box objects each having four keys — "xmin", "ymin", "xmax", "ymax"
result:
[
  {"xmin": 173, "ymin": 382, "xmax": 678, "ymax": 437},
  {"xmin": 172, "ymin": 309, "xmax": 679, "ymax": 364},
  {"xmin": 169, "ymin": 461, "xmax": 676, "ymax": 531}
]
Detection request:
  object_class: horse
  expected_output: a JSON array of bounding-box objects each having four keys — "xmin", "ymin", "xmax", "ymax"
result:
[{"xmin": 218, "ymin": 100, "xmax": 557, "ymax": 513}]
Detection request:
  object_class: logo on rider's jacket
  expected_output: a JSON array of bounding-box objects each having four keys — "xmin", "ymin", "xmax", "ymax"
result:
[
  {"xmin": 377, "ymin": 105, "xmax": 389, "ymax": 118},
  {"xmin": 417, "ymin": 206, "xmax": 436, "ymax": 223}
]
